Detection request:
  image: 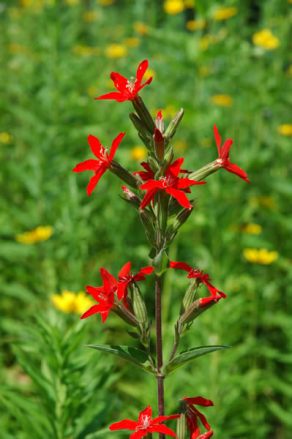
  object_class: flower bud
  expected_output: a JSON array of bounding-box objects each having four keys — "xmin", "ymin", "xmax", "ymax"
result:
[
  {"xmin": 164, "ymin": 108, "xmax": 184, "ymax": 141},
  {"xmin": 188, "ymin": 160, "xmax": 221, "ymax": 182},
  {"xmin": 121, "ymin": 186, "xmax": 140, "ymax": 207},
  {"xmin": 176, "ymin": 414, "xmax": 187, "ymax": 439},
  {"xmin": 110, "ymin": 161, "xmax": 140, "ymax": 188}
]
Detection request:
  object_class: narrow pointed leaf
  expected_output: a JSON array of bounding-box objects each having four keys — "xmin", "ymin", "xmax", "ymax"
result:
[
  {"xmin": 87, "ymin": 344, "xmax": 155, "ymax": 374},
  {"xmin": 165, "ymin": 345, "xmax": 230, "ymax": 374}
]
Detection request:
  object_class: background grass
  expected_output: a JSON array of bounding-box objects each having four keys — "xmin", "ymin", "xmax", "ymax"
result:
[{"xmin": 0, "ymin": 0, "xmax": 292, "ymax": 438}]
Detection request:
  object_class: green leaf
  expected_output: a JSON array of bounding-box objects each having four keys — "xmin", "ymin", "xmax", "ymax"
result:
[
  {"xmin": 165, "ymin": 345, "xmax": 230, "ymax": 374},
  {"xmin": 87, "ymin": 344, "xmax": 155, "ymax": 374}
]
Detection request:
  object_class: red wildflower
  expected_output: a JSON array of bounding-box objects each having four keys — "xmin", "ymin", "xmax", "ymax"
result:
[
  {"xmin": 213, "ymin": 124, "xmax": 250, "ymax": 183},
  {"xmin": 140, "ymin": 158, "xmax": 205, "ymax": 210},
  {"xmin": 81, "ymin": 268, "xmax": 118, "ymax": 322},
  {"xmin": 96, "ymin": 60, "xmax": 153, "ymax": 102},
  {"xmin": 182, "ymin": 396, "xmax": 214, "ymax": 439},
  {"xmin": 109, "ymin": 405, "xmax": 180, "ymax": 438},
  {"xmin": 73, "ymin": 132, "xmax": 125, "ymax": 196},
  {"xmin": 169, "ymin": 261, "xmax": 227, "ymax": 305},
  {"xmin": 133, "ymin": 162, "xmax": 155, "ymax": 182},
  {"xmin": 117, "ymin": 261, "xmax": 154, "ymax": 300}
]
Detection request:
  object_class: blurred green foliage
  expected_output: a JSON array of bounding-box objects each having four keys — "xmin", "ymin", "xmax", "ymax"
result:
[{"xmin": 0, "ymin": 0, "xmax": 292, "ymax": 438}]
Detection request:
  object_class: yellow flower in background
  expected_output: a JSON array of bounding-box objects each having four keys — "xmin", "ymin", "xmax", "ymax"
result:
[
  {"xmin": 123, "ymin": 37, "xmax": 140, "ymax": 48},
  {"xmin": 198, "ymin": 65, "xmax": 212, "ymax": 77},
  {"xmin": 16, "ymin": 226, "xmax": 53, "ymax": 244},
  {"xmin": 0, "ymin": 132, "xmax": 12, "ymax": 144},
  {"xmin": 97, "ymin": 0, "xmax": 115, "ymax": 5},
  {"xmin": 87, "ymin": 85, "xmax": 97, "ymax": 98},
  {"xmin": 243, "ymin": 248, "xmax": 278, "ymax": 265},
  {"xmin": 9, "ymin": 43, "xmax": 29, "ymax": 55},
  {"xmin": 73, "ymin": 45, "xmax": 100, "ymax": 57},
  {"xmin": 65, "ymin": 0, "xmax": 79, "ymax": 5},
  {"xmin": 277, "ymin": 124, "xmax": 292, "ymax": 136},
  {"xmin": 199, "ymin": 34, "xmax": 216, "ymax": 50},
  {"xmin": 287, "ymin": 65, "xmax": 292, "ymax": 77},
  {"xmin": 131, "ymin": 146, "xmax": 147, "ymax": 161},
  {"xmin": 211, "ymin": 94, "xmax": 233, "ymax": 107},
  {"xmin": 252, "ymin": 29, "xmax": 279, "ymax": 50},
  {"xmin": 249, "ymin": 195, "xmax": 277, "ymax": 210},
  {"xmin": 51, "ymin": 290, "xmax": 93, "ymax": 315},
  {"xmin": 186, "ymin": 19, "xmax": 206, "ymax": 31},
  {"xmin": 161, "ymin": 105, "xmax": 178, "ymax": 119},
  {"xmin": 174, "ymin": 139, "xmax": 187, "ymax": 152},
  {"xmin": 185, "ymin": 0, "xmax": 195, "ymax": 7},
  {"xmin": 213, "ymin": 6, "xmax": 238, "ymax": 21},
  {"xmin": 133, "ymin": 22, "xmax": 149, "ymax": 36},
  {"xmin": 105, "ymin": 44, "xmax": 127, "ymax": 59},
  {"xmin": 83, "ymin": 10, "xmax": 99, "ymax": 22},
  {"xmin": 242, "ymin": 223, "xmax": 262, "ymax": 235},
  {"xmin": 164, "ymin": 0, "xmax": 184, "ymax": 15},
  {"xmin": 144, "ymin": 68, "xmax": 155, "ymax": 81}
]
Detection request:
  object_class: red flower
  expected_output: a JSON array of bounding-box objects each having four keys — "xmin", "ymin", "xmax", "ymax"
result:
[
  {"xmin": 73, "ymin": 132, "xmax": 125, "ymax": 196},
  {"xmin": 117, "ymin": 261, "xmax": 154, "ymax": 300},
  {"xmin": 140, "ymin": 158, "xmax": 205, "ymax": 210},
  {"xmin": 96, "ymin": 60, "xmax": 153, "ymax": 102},
  {"xmin": 213, "ymin": 124, "xmax": 250, "ymax": 183},
  {"xmin": 133, "ymin": 162, "xmax": 155, "ymax": 182},
  {"xmin": 81, "ymin": 268, "xmax": 118, "ymax": 322},
  {"xmin": 169, "ymin": 261, "xmax": 227, "ymax": 305},
  {"xmin": 109, "ymin": 405, "xmax": 180, "ymax": 438},
  {"xmin": 182, "ymin": 396, "xmax": 214, "ymax": 439}
]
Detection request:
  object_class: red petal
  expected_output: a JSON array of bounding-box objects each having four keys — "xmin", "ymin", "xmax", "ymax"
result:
[
  {"xmin": 220, "ymin": 138, "xmax": 233, "ymax": 159},
  {"xmin": 166, "ymin": 187, "xmax": 192, "ymax": 209},
  {"xmin": 100, "ymin": 268, "xmax": 117, "ymax": 293},
  {"xmin": 148, "ymin": 424, "xmax": 177, "ymax": 437},
  {"xmin": 109, "ymin": 132, "xmax": 125, "ymax": 160},
  {"xmin": 110, "ymin": 71, "xmax": 128, "ymax": 93},
  {"xmin": 138, "ymin": 406, "xmax": 152, "ymax": 424},
  {"xmin": 197, "ymin": 431, "xmax": 214, "ymax": 439},
  {"xmin": 213, "ymin": 124, "xmax": 221, "ymax": 154},
  {"xmin": 88, "ymin": 134, "xmax": 103, "ymax": 158},
  {"xmin": 152, "ymin": 414, "xmax": 180, "ymax": 423},
  {"xmin": 166, "ymin": 157, "xmax": 184, "ymax": 177},
  {"xmin": 224, "ymin": 161, "xmax": 250, "ymax": 183},
  {"xmin": 80, "ymin": 304, "xmax": 107, "ymax": 320},
  {"xmin": 177, "ymin": 178, "xmax": 205, "ymax": 189},
  {"xmin": 169, "ymin": 261, "xmax": 192, "ymax": 272},
  {"xmin": 95, "ymin": 92, "xmax": 127, "ymax": 102},
  {"xmin": 140, "ymin": 179, "xmax": 164, "ymax": 190},
  {"xmin": 140, "ymin": 188, "xmax": 159, "ymax": 209},
  {"xmin": 138, "ymin": 76, "xmax": 153, "ymax": 93},
  {"xmin": 109, "ymin": 419, "xmax": 137, "ymax": 431},
  {"xmin": 86, "ymin": 285, "xmax": 104, "ymax": 301},
  {"xmin": 130, "ymin": 431, "xmax": 147, "ymax": 439},
  {"xmin": 87, "ymin": 171, "xmax": 105, "ymax": 196},
  {"xmin": 119, "ymin": 261, "xmax": 131, "ymax": 278},
  {"xmin": 136, "ymin": 59, "xmax": 148, "ymax": 84},
  {"xmin": 184, "ymin": 397, "xmax": 214, "ymax": 407},
  {"xmin": 134, "ymin": 266, "xmax": 154, "ymax": 281},
  {"xmin": 73, "ymin": 159, "xmax": 98, "ymax": 173},
  {"xmin": 117, "ymin": 282, "xmax": 128, "ymax": 300}
]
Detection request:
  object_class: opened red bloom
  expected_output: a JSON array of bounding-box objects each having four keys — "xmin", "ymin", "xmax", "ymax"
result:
[
  {"xmin": 117, "ymin": 261, "xmax": 154, "ymax": 300},
  {"xmin": 81, "ymin": 268, "xmax": 118, "ymax": 322},
  {"xmin": 133, "ymin": 162, "xmax": 155, "ymax": 182},
  {"xmin": 214, "ymin": 124, "xmax": 250, "ymax": 183},
  {"xmin": 96, "ymin": 60, "xmax": 153, "ymax": 102},
  {"xmin": 73, "ymin": 132, "xmax": 125, "ymax": 196},
  {"xmin": 140, "ymin": 158, "xmax": 205, "ymax": 210},
  {"xmin": 109, "ymin": 405, "xmax": 179, "ymax": 438},
  {"xmin": 170, "ymin": 261, "xmax": 227, "ymax": 306},
  {"xmin": 182, "ymin": 396, "xmax": 214, "ymax": 439}
]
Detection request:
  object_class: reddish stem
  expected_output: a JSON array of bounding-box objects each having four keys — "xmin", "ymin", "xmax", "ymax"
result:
[{"xmin": 155, "ymin": 274, "xmax": 165, "ymax": 439}]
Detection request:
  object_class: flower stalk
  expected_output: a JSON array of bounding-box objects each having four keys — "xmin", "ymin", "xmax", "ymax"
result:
[{"xmin": 74, "ymin": 59, "xmax": 250, "ymax": 439}]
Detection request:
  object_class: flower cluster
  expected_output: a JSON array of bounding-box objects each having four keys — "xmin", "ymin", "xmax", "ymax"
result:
[
  {"xmin": 82, "ymin": 262, "xmax": 153, "ymax": 322},
  {"xmin": 73, "ymin": 59, "xmax": 249, "ymax": 438}
]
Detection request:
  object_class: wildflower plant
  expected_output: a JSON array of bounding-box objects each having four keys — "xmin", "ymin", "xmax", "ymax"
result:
[{"xmin": 73, "ymin": 59, "xmax": 249, "ymax": 438}]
